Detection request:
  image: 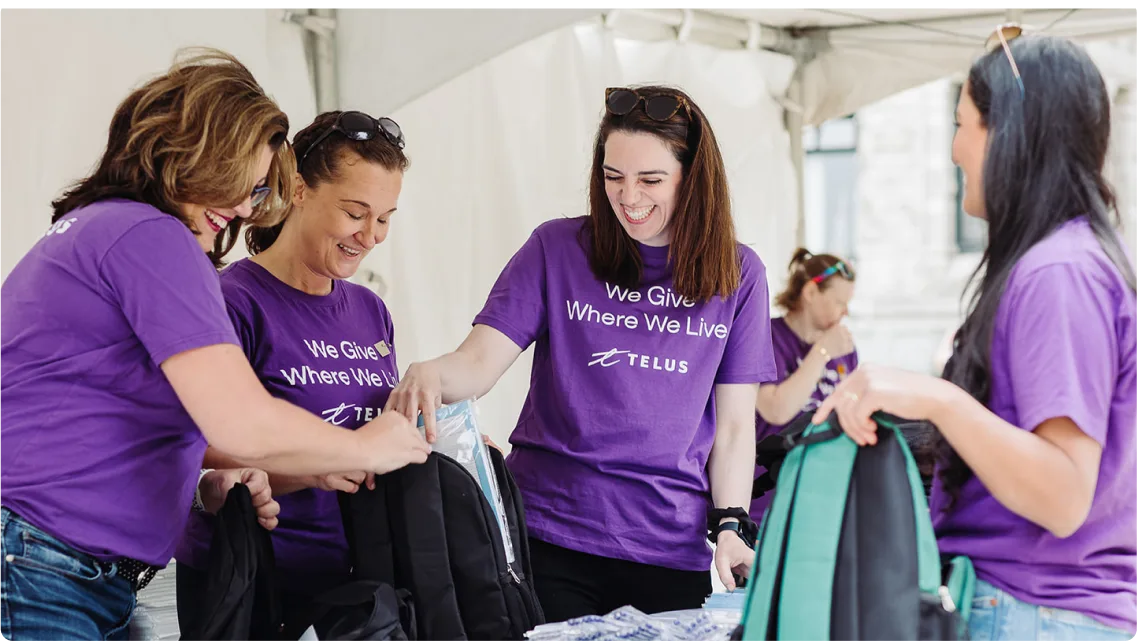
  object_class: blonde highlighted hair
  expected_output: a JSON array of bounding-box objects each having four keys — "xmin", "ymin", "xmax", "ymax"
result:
[{"xmin": 52, "ymin": 47, "xmax": 295, "ymax": 265}]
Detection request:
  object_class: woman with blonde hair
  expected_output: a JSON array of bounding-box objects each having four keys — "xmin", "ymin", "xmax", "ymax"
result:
[{"xmin": 0, "ymin": 49, "xmax": 427, "ymax": 640}]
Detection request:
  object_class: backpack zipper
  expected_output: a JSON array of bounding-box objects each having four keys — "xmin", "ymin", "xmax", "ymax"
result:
[{"xmin": 938, "ymin": 585, "xmax": 957, "ymax": 613}]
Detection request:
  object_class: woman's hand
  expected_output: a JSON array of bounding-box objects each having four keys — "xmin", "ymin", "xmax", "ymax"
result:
[
  {"xmin": 713, "ymin": 529, "xmax": 753, "ymax": 591},
  {"xmin": 814, "ymin": 323, "xmax": 855, "ymax": 361},
  {"xmin": 812, "ymin": 364, "xmax": 953, "ymax": 445},
  {"xmin": 311, "ymin": 470, "xmax": 376, "ymax": 493},
  {"xmin": 385, "ymin": 361, "xmax": 444, "ymax": 443},
  {"xmin": 199, "ymin": 468, "xmax": 281, "ymax": 530},
  {"xmin": 355, "ymin": 411, "xmax": 432, "ymax": 473}
]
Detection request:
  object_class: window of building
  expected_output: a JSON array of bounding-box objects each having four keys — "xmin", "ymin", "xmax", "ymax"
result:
[{"xmin": 803, "ymin": 114, "xmax": 858, "ymax": 260}]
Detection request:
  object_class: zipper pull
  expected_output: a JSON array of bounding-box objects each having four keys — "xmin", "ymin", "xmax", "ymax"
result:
[
  {"xmin": 938, "ymin": 585, "xmax": 957, "ymax": 613},
  {"xmin": 508, "ymin": 566, "xmax": 521, "ymax": 584}
]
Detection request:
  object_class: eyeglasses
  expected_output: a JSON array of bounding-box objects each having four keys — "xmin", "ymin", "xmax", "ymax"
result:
[
  {"xmin": 605, "ymin": 88, "xmax": 689, "ymax": 122},
  {"xmin": 811, "ymin": 261, "xmax": 852, "ymax": 285},
  {"xmin": 250, "ymin": 185, "xmax": 271, "ymax": 208},
  {"xmin": 985, "ymin": 23, "xmax": 1026, "ymax": 98},
  {"xmin": 297, "ymin": 111, "xmax": 405, "ymax": 172}
]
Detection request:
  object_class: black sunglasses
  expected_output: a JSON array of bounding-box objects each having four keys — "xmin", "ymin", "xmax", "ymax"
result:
[
  {"xmin": 297, "ymin": 111, "xmax": 405, "ymax": 172},
  {"xmin": 605, "ymin": 88, "xmax": 689, "ymax": 122}
]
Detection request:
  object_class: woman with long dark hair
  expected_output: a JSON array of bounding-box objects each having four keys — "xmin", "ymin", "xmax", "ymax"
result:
[{"xmin": 815, "ymin": 31, "xmax": 1136, "ymax": 640}]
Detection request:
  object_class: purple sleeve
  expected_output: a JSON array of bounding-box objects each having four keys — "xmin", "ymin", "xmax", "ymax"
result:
[
  {"xmin": 99, "ymin": 218, "xmax": 238, "ymax": 365},
  {"xmin": 765, "ymin": 321, "xmax": 796, "ymax": 385},
  {"xmin": 384, "ymin": 300, "xmax": 398, "ymax": 372},
  {"xmin": 1004, "ymin": 264, "xmax": 1117, "ymax": 444},
  {"xmin": 716, "ymin": 247, "xmax": 778, "ymax": 385},
  {"xmin": 224, "ymin": 299, "xmax": 258, "ymax": 364},
  {"xmin": 472, "ymin": 230, "xmax": 548, "ymax": 350}
]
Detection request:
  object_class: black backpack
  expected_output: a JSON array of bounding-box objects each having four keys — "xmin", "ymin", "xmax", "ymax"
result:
[
  {"xmin": 735, "ymin": 412, "xmax": 976, "ymax": 640},
  {"xmin": 182, "ymin": 483, "xmax": 282, "ymax": 640},
  {"xmin": 339, "ymin": 446, "xmax": 545, "ymax": 640}
]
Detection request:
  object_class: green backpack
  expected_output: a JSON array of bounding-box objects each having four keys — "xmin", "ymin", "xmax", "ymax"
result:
[{"xmin": 735, "ymin": 412, "xmax": 976, "ymax": 640}]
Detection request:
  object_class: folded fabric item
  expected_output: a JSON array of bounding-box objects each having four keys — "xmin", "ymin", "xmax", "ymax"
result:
[
  {"xmin": 703, "ymin": 590, "xmax": 748, "ymax": 611},
  {"xmin": 526, "ymin": 606, "xmax": 735, "ymax": 641}
]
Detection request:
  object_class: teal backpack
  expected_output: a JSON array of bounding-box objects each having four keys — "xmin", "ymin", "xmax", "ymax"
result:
[{"xmin": 735, "ymin": 412, "xmax": 976, "ymax": 640}]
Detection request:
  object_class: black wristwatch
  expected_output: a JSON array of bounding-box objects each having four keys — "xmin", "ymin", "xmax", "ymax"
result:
[
  {"xmin": 712, "ymin": 521, "xmax": 747, "ymax": 544},
  {"xmin": 707, "ymin": 507, "xmax": 758, "ymax": 549}
]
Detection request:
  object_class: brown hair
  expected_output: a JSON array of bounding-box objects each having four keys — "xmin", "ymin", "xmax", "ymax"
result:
[
  {"xmin": 246, "ymin": 110, "xmax": 410, "ymax": 255},
  {"xmin": 584, "ymin": 85, "xmax": 738, "ymax": 302},
  {"xmin": 773, "ymin": 248, "xmax": 856, "ymax": 312},
  {"xmin": 51, "ymin": 47, "xmax": 294, "ymax": 267}
]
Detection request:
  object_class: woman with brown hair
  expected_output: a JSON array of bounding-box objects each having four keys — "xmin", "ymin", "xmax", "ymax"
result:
[
  {"xmin": 385, "ymin": 86, "xmax": 777, "ymax": 620},
  {"xmin": 0, "ymin": 50, "xmax": 428, "ymax": 640},
  {"xmin": 751, "ymin": 248, "xmax": 857, "ymax": 518},
  {"xmin": 175, "ymin": 109, "xmax": 411, "ymax": 639}
]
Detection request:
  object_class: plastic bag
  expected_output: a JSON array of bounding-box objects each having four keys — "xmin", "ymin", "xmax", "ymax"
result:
[{"xmin": 422, "ymin": 398, "xmax": 515, "ymax": 563}]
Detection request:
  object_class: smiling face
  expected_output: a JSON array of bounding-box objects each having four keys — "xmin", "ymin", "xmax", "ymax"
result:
[
  {"xmin": 602, "ymin": 130, "xmax": 683, "ymax": 247},
  {"xmin": 952, "ymin": 81, "xmax": 989, "ymax": 220},
  {"xmin": 182, "ymin": 144, "xmax": 275, "ymax": 252},
  {"xmin": 288, "ymin": 150, "xmax": 403, "ymax": 281}
]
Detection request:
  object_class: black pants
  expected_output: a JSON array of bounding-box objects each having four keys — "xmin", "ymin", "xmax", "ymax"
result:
[
  {"xmin": 175, "ymin": 563, "xmax": 330, "ymax": 640},
  {"xmin": 529, "ymin": 537, "xmax": 712, "ymax": 623}
]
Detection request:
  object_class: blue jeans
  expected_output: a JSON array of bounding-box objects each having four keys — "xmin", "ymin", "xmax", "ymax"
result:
[
  {"xmin": 968, "ymin": 579, "xmax": 1132, "ymax": 641},
  {"xmin": 1, "ymin": 507, "xmax": 136, "ymax": 640}
]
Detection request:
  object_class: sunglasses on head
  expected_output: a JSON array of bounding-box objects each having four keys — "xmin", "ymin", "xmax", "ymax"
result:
[
  {"xmin": 297, "ymin": 111, "xmax": 405, "ymax": 172},
  {"xmin": 605, "ymin": 88, "xmax": 689, "ymax": 122},
  {"xmin": 985, "ymin": 23, "xmax": 1026, "ymax": 98},
  {"xmin": 811, "ymin": 261, "xmax": 852, "ymax": 285}
]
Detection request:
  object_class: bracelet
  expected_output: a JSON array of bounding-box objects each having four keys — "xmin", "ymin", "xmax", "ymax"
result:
[
  {"xmin": 192, "ymin": 469, "xmax": 213, "ymax": 512},
  {"xmin": 817, "ymin": 345, "xmax": 830, "ymax": 361}
]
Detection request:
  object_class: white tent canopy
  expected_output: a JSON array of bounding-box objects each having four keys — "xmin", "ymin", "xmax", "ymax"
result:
[
  {"xmin": 2, "ymin": 8, "xmax": 1133, "ymax": 441},
  {"xmin": 327, "ymin": 8, "xmax": 1137, "ymax": 123}
]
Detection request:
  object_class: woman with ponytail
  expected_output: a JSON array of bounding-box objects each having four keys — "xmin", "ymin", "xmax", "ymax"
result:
[
  {"xmin": 814, "ymin": 31, "xmax": 1136, "ymax": 639},
  {"xmin": 751, "ymin": 248, "xmax": 857, "ymax": 518}
]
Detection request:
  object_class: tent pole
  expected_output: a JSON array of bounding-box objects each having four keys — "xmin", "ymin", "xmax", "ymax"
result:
[
  {"xmin": 311, "ymin": 8, "xmax": 339, "ymax": 112},
  {"xmin": 786, "ymin": 73, "xmax": 806, "ymax": 247},
  {"xmin": 285, "ymin": 9, "xmax": 340, "ymax": 112}
]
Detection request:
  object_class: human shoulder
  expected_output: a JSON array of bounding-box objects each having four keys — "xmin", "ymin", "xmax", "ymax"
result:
[
  {"xmin": 530, "ymin": 216, "xmax": 588, "ymax": 248},
  {"xmin": 1009, "ymin": 218, "xmax": 1127, "ymax": 292},
  {"xmin": 69, "ymin": 199, "xmax": 197, "ymax": 260},
  {"xmin": 218, "ymin": 259, "xmax": 264, "ymax": 301},
  {"xmin": 338, "ymin": 279, "xmax": 393, "ymax": 318},
  {"xmin": 735, "ymin": 243, "xmax": 768, "ymax": 281}
]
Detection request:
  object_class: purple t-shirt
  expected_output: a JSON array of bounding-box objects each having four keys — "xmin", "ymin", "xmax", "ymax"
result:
[
  {"xmin": 751, "ymin": 316, "xmax": 859, "ymax": 517},
  {"xmin": 1, "ymin": 199, "xmax": 238, "ymax": 566},
  {"xmin": 175, "ymin": 259, "xmax": 399, "ymax": 592},
  {"xmin": 474, "ymin": 217, "xmax": 777, "ymax": 571},
  {"xmin": 931, "ymin": 218, "xmax": 1137, "ymax": 632}
]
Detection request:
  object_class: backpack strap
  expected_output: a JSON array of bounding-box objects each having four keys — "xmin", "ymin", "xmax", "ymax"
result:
[
  {"xmin": 752, "ymin": 414, "xmax": 842, "ymax": 500},
  {"xmin": 740, "ymin": 436, "xmax": 809, "ymax": 641},
  {"xmin": 775, "ymin": 419, "xmax": 858, "ymax": 640},
  {"xmin": 880, "ymin": 415, "xmax": 941, "ymax": 597},
  {"xmin": 943, "ymin": 555, "xmax": 976, "ymax": 623}
]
